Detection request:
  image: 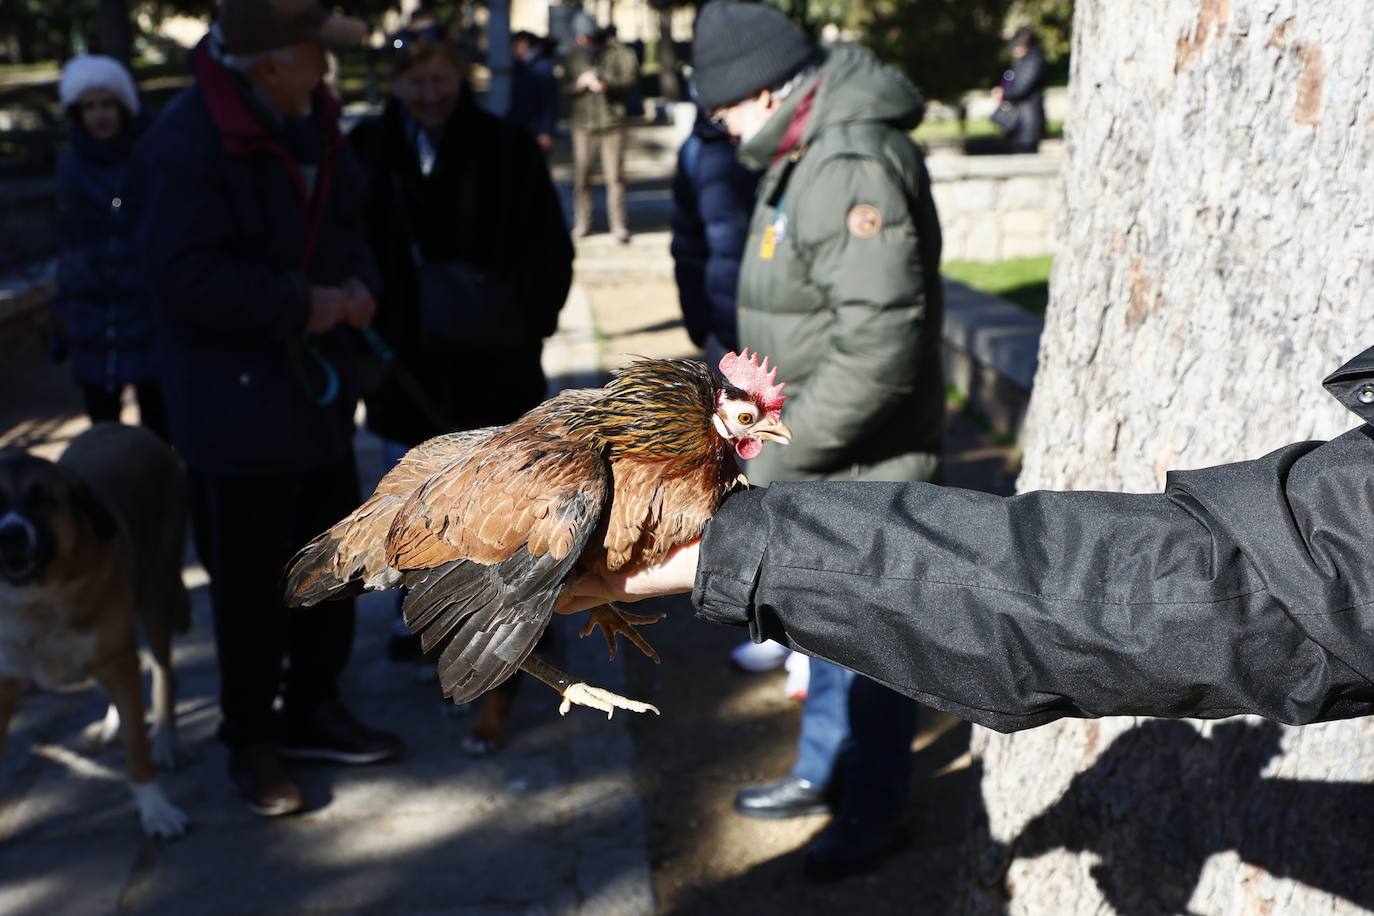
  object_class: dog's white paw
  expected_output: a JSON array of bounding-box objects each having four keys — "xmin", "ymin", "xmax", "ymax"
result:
[
  {"xmin": 131, "ymin": 781, "xmax": 189, "ymax": 839},
  {"xmin": 83, "ymin": 704, "xmax": 122, "ymax": 749}
]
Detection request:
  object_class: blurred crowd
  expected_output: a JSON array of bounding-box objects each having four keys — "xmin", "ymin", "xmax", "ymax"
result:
[{"xmin": 42, "ymin": 0, "xmax": 1036, "ymax": 883}]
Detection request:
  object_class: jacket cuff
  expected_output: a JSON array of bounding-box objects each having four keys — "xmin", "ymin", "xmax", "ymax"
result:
[{"xmin": 692, "ymin": 488, "xmax": 768, "ymax": 627}]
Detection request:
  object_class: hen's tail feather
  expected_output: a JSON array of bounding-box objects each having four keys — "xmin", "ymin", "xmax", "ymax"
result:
[
  {"xmin": 401, "ymin": 497, "xmax": 594, "ymax": 703},
  {"xmin": 282, "ymin": 532, "xmax": 364, "ymax": 606},
  {"xmin": 282, "ymin": 429, "xmax": 496, "ymax": 608},
  {"xmin": 282, "ymin": 494, "xmax": 406, "ymax": 606}
]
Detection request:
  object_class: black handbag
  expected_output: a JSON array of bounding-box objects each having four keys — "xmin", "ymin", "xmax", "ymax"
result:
[
  {"xmin": 991, "ymin": 102, "xmax": 1021, "ymax": 134},
  {"xmin": 391, "ymin": 132, "xmax": 527, "ymax": 351}
]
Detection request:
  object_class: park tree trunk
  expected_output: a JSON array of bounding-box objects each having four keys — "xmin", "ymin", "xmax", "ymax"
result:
[
  {"xmin": 962, "ymin": 1, "xmax": 1374, "ymax": 913},
  {"xmin": 657, "ymin": 7, "xmax": 680, "ymax": 101},
  {"xmin": 99, "ymin": 0, "xmax": 133, "ymax": 64}
]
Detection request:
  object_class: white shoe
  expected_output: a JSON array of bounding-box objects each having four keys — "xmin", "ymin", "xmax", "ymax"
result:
[
  {"xmin": 784, "ymin": 652, "xmax": 810, "ymax": 701},
  {"xmin": 730, "ymin": 639, "xmax": 790, "ymax": 673}
]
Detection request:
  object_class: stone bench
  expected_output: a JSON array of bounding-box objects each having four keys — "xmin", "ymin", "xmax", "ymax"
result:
[
  {"xmin": 941, "ymin": 277, "xmax": 1043, "ymax": 436},
  {"xmin": 929, "ymin": 151, "xmax": 1062, "ymax": 263}
]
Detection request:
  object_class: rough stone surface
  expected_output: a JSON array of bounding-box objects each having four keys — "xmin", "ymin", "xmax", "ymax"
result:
[{"xmin": 966, "ymin": 3, "xmax": 1374, "ymax": 914}]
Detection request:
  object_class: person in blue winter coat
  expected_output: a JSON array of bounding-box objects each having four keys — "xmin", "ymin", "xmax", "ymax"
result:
[
  {"xmin": 670, "ymin": 110, "xmax": 758, "ymax": 364},
  {"xmin": 54, "ymin": 55, "xmax": 167, "ymax": 439},
  {"xmin": 509, "ymin": 31, "xmax": 559, "ymax": 154}
]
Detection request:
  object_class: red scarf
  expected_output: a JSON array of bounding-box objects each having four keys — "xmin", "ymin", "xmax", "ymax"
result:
[{"xmin": 771, "ymin": 79, "xmax": 822, "ymax": 166}]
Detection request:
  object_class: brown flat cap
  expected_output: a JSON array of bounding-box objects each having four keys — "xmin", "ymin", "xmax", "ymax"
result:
[{"xmin": 217, "ymin": 0, "xmax": 368, "ymax": 55}]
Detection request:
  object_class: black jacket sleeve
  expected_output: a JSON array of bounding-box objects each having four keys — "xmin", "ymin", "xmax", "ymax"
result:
[{"xmin": 693, "ymin": 427, "xmax": 1374, "ymax": 732}]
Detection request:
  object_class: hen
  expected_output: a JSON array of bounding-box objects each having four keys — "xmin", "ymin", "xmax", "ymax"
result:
[{"xmin": 283, "ymin": 351, "xmax": 789, "ymax": 717}]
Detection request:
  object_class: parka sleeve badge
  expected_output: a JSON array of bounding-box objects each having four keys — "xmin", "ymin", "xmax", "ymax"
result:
[{"xmin": 847, "ymin": 204, "xmax": 882, "ymax": 239}]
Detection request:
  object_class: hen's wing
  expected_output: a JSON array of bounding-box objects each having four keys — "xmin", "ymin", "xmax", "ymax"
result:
[
  {"xmin": 386, "ymin": 429, "xmax": 609, "ymax": 703},
  {"xmin": 282, "ymin": 430, "xmax": 492, "ymax": 606}
]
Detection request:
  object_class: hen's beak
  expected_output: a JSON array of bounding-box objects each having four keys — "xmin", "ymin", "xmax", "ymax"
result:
[{"xmin": 753, "ymin": 418, "xmax": 793, "ymax": 445}]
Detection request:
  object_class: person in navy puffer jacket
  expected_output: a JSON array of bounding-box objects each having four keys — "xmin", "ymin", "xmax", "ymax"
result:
[
  {"xmin": 54, "ymin": 55, "xmax": 167, "ymax": 439},
  {"xmin": 670, "ymin": 110, "xmax": 758, "ymax": 365}
]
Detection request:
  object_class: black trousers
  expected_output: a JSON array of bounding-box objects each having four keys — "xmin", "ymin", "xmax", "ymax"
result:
[
  {"xmin": 81, "ymin": 380, "xmax": 171, "ymax": 442},
  {"xmin": 189, "ymin": 458, "xmax": 360, "ymax": 747}
]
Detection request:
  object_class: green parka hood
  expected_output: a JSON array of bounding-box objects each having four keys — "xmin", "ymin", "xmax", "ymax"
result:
[
  {"xmin": 806, "ymin": 45, "xmax": 926, "ymax": 138},
  {"xmin": 738, "ymin": 45, "xmax": 925, "ymax": 171}
]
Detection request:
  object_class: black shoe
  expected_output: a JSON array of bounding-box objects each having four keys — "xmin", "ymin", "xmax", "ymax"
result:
[
  {"xmin": 229, "ymin": 744, "xmax": 304, "ymax": 817},
  {"xmin": 733, "ymin": 776, "xmax": 831, "ymax": 820},
  {"xmin": 803, "ymin": 815, "xmax": 907, "ymax": 882},
  {"xmin": 279, "ymin": 701, "xmax": 405, "ymax": 765}
]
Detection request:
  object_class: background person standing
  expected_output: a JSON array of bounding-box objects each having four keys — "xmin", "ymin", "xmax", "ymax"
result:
[
  {"xmin": 509, "ymin": 30, "xmax": 559, "ymax": 154},
  {"xmin": 135, "ymin": 0, "xmax": 401, "ymax": 818},
  {"xmin": 992, "ymin": 25, "xmax": 1047, "ymax": 154},
  {"xmin": 53, "ymin": 54, "xmax": 167, "ymax": 440},
  {"xmin": 690, "ymin": 0, "xmax": 947, "ymax": 882},
  {"xmin": 347, "ymin": 17, "xmax": 573, "ymax": 667},
  {"xmin": 562, "ymin": 13, "xmax": 640, "ymax": 243}
]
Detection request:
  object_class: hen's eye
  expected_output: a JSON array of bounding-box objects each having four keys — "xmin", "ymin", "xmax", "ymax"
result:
[{"xmin": 737, "ymin": 412, "xmax": 754, "ymax": 425}]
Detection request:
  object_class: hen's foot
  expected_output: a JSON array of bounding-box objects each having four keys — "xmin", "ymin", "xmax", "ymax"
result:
[
  {"xmin": 580, "ymin": 603, "xmax": 665, "ymax": 663},
  {"xmin": 558, "ymin": 682, "xmax": 661, "ymax": 719}
]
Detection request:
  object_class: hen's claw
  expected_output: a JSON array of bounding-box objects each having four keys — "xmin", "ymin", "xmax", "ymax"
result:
[
  {"xmin": 558, "ymin": 682, "xmax": 661, "ymax": 719},
  {"xmin": 580, "ymin": 604, "xmax": 663, "ymax": 663}
]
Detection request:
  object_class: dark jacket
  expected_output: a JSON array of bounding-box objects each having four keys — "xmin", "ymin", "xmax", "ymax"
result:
[
  {"xmin": 734, "ymin": 46, "xmax": 944, "ymax": 486},
  {"xmin": 670, "ymin": 114, "xmax": 758, "ymax": 352},
  {"xmin": 695, "ymin": 347, "xmax": 1374, "ymax": 733},
  {"xmin": 348, "ymin": 94, "xmax": 573, "ymax": 446},
  {"xmin": 134, "ymin": 38, "xmax": 378, "ymax": 474},
  {"xmin": 1000, "ymin": 47, "xmax": 1047, "ymax": 151},
  {"xmin": 55, "ymin": 117, "xmax": 158, "ymax": 388},
  {"xmin": 509, "ymin": 48, "xmax": 559, "ymax": 141}
]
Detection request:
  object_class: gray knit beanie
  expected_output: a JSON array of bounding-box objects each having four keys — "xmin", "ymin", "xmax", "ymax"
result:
[{"xmin": 691, "ymin": 1, "xmax": 813, "ymax": 110}]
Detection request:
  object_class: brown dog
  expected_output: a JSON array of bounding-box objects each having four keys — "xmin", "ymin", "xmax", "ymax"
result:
[{"xmin": 0, "ymin": 423, "xmax": 190, "ymax": 837}]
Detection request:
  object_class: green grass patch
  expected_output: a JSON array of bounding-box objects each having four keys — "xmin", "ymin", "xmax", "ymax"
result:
[
  {"xmin": 913, "ymin": 118, "xmax": 1064, "ymax": 145},
  {"xmin": 943, "ymin": 255, "xmax": 1052, "ymax": 318}
]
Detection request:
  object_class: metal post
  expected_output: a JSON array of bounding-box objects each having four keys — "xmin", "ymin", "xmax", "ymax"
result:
[{"xmin": 485, "ymin": 0, "xmax": 513, "ymax": 117}]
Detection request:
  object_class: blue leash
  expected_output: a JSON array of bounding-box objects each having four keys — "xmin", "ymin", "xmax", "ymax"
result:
[{"xmin": 298, "ymin": 335, "xmax": 341, "ymax": 406}]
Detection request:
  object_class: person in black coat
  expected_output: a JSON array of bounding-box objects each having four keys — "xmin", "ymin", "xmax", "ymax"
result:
[
  {"xmin": 54, "ymin": 54, "xmax": 167, "ymax": 438},
  {"xmin": 670, "ymin": 111, "xmax": 758, "ymax": 365},
  {"xmin": 135, "ymin": 0, "xmax": 400, "ymax": 817},
  {"xmin": 558, "ymin": 346, "xmax": 1374, "ymax": 732},
  {"xmin": 348, "ymin": 22, "xmax": 573, "ymax": 452},
  {"xmin": 993, "ymin": 26, "xmax": 1048, "ymax": 154}
]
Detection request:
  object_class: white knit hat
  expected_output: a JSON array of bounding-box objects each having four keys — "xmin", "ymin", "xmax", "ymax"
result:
[{"xmin": 59, "ymin": 54, "xmax": 140, "ymax": 115}]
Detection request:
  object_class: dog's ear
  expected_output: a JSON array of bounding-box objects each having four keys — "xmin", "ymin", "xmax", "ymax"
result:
[{"xmin": 69, "ymin": 481, "xmax": 118, "ymax": 542}]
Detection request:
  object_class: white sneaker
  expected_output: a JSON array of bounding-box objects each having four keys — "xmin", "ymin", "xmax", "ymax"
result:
[
  {"xmin": 783, "ymin": 652, "xmax": 810, "ymax": 701},
  {"xmin": 730, "ymin": 639, "xmax": 790, "ymax": 673}
]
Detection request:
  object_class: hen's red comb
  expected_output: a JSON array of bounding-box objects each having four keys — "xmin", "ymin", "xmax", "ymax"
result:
[{"xmin": 719, "ymin": 349, "xmax": 786, "ymax": 419}]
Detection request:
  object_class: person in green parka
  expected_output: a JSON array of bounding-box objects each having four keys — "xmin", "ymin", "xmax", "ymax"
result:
[{"xmin": 689, "ymin": 0, "xmax": 946, "ymax": 882}]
